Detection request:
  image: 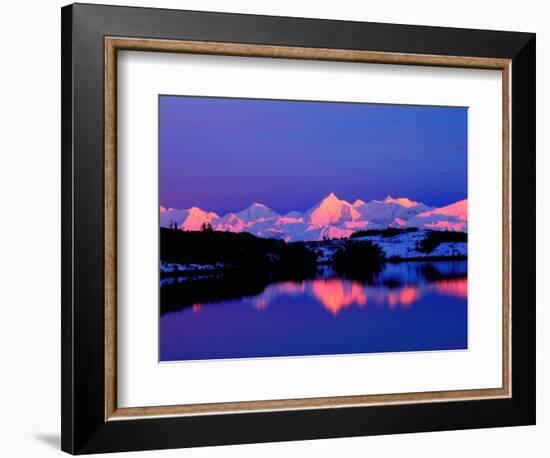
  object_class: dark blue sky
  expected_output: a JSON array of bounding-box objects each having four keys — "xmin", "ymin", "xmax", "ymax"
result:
[{"xmin": 160, "ymin": 95, "xmax": 467, "ymax": 214}]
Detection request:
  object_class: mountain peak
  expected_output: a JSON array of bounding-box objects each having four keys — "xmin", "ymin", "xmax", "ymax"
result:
[
  {"xmin": 306, "ymin": 192, "xmax": 359, "ymax": 227},
  {"xmin": 319, "ymin": 192, "xmax": 351, "ymax": 206},
  {"xmin": 187, "ymin": 206, "xmax": 219, "ymax": 218},
  {"xmin": 407, "ymin": 198, "xmax": 467, "ymax": 232},
  {"xmin": 236, "ymin": 202, "xmax": 279, "ymax": 222},
  {"xmin": 384, "ymin": 196, "xmax": 419, "ymax": 208},
  {"xmin": 159, "ymin": 205, "xmax": 219, "ymax": 231},
  {"xmin": 320, "ymin": 192, "xmax": 338, "ymax": 202},
  {"xmin": 317, "ymin": 192, "xmax": 346, "ymax": 208},
  {"xmin": 352, "ymin": 199, "xmax": 365, "ymax": 207},
  {"xmin": 418, "ymin": 198, "xmax": 467, "ymax": 219},
  {"xmin": 160, "ymin": 205, "xmax": 176, "ymax": 213}
]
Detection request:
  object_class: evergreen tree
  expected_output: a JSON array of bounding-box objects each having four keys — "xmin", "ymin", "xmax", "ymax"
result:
[{"xmin": 201, "ymin": 222, "xmax": 213, "ymax": 232}]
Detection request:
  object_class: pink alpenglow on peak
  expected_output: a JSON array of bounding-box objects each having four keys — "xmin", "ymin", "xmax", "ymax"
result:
[
  {"xmin": 418, "ymin": 199, "xmax": 467, "ymax": 220},
  {"xmin": 407, "ymin": 199, "xmax": 468, "ymax": 232},
  {"xmin": 160, "ymin": 194, "xmax": 468, "ymax": 241},
  {"xmin": 305, "ymin": 193, "xmax": 361, "ymax": 227},
  {"xmin": 160, "ymin": 206, "xmax": 219, "ymax": 231},
  {"xmin": 391, "ymin": 217, "xmax": 407, "ymax": 227},
  {"xmin": 384, "ymin": 196, "xmax": 421, "ymax": 208},
  {"xmin": 275, "ymin": 216, "xmax": 304, "ymax": 225}
]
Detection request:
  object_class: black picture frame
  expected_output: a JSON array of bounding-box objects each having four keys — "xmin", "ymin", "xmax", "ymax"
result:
[{"xmin": 61, "ymin": 3, "xmax": 535, "ymax": 454}]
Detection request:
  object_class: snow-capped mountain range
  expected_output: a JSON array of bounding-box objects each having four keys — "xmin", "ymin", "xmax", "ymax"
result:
[{"xmin": 160, "ymin": 193, "xmax": 467, "ymax": 242}]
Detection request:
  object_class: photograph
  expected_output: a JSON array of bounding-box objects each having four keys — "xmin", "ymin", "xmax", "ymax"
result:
[{"xmin": 158, "ymin": 95, "xmax": 468, "ymax": 362}]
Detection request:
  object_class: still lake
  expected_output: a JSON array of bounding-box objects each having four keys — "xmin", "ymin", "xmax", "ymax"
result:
[{"xmin": 160, "ymin": 260, "xmax": 467, "ymax": 362}]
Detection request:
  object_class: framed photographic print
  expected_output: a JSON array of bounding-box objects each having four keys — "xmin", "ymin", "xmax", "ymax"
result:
[{"xmin": 61, "ymin": 3, "xmax": 536, "ymax": 454}]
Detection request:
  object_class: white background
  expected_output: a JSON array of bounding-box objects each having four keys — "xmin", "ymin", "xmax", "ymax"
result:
[
  {"xmin": 118, "ymin": 52, "xmax": 502, "ymax": 407},
  {"xmin": 0, "ymin": 0, "xmax": 545, "ymax": 457}
]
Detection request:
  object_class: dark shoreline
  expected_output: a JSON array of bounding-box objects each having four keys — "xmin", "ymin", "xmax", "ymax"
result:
[
  {"xmin": 385, "ymin": 255, "xmax": 467, "ymax": 263},
  {"xmin": 159, "ymin": 255, "xmax": 468, "ymax": 279}
]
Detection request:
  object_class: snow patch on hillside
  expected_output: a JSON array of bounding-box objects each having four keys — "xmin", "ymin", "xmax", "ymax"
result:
[{"xmin": 306, "ymin": 229, "xmax": 467, "ymax": 262}]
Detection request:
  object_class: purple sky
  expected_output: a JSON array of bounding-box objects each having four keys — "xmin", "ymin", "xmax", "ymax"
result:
[{"xmin": 160, "ymin": 95, "xmax": 467, "ymax": 214}]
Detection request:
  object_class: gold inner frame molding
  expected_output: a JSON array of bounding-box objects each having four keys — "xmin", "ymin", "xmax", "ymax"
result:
[{"xmin": 104, "ymin": 36, "xmax": 512, "ymax": 421}]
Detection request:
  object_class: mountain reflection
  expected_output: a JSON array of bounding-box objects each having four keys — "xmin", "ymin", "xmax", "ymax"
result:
[
  {"xmin": 311, "ymin": 279, "xmax": 367, "ymax": 315},
  {"xmin": 166, "ymin": 260, "xmax": 468, "ymax": 316},
  {"xmin": 249, "ymin": 275, "xmax": 466, "ymax": 315},
  {"xmin": 433, "ymin": 278, "xmax": 468, "ymax": 298}
]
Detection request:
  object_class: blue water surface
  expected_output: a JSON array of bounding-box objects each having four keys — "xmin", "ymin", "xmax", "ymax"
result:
[{"xmin": 160, "ymin": 260, "xmax": 467, "ymax": 361}]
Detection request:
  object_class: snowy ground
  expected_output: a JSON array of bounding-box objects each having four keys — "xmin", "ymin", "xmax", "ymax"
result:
[
  {"xmin": 307, "ymin": 229, "xmax": 467, "ymax": 262},
  {"xmin": 160, "ymin": 261, "xmax": 226, "ymax": 274}
]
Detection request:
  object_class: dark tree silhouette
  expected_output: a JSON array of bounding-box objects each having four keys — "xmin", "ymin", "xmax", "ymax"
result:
[
  {"xmin": 350, "ymin": 227, "xmax": 418, "ymax": 238},
  {"xmin": 417, "ymin": 230, "xmax": 467, "ymax": 254},
  {"xmin": 333, "ymin": 241, "xmax": 384, "ymax": 279}
]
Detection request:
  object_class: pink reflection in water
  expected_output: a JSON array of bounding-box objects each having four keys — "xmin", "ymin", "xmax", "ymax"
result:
[
  {"xmin": 387, "ymin": 286, "xmax": 421, "ymax": 309},
  {"xmin": 251, "ymin": 278, "xmax": 454, "ymax": 315},
  {"xmin": 433, "ymin": 278, "xmax": 467, "ymax": 298},
  {"xmin": 310, "ymin": 279, "xmax": 367, "ymax": 315}
]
